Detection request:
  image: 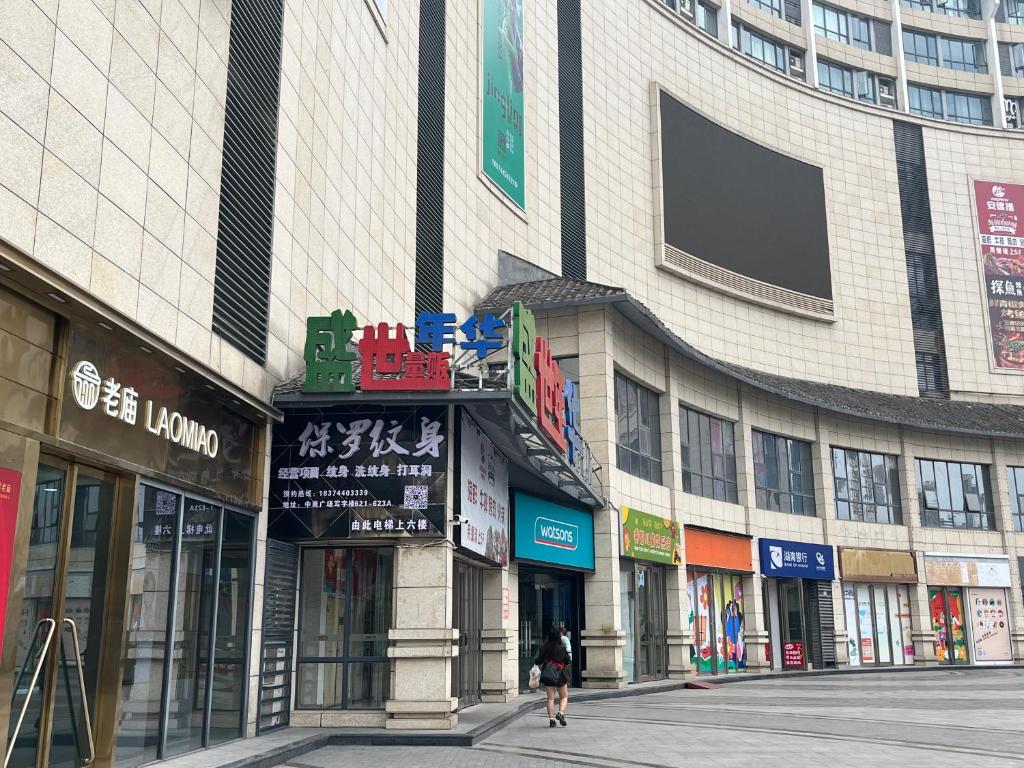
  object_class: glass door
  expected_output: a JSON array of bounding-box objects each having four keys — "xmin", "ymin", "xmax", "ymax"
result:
[
  {"xmin": 517, "ymin": 569, "xmax": 581, "ymax": 690},
  {"xmin": 929, "ymin": 587, "xmax": 969, "ymax": 664},
  {"xmin": 452, "ymin": 560, "xmax": 483, "ymax": 708},
  {"xmin": 779, "ymin": 579, "xmax": 806, "ymax": 669},
  {"xmin": 6, "ymin": 459, "xmax": 119, "ymax": 768}
]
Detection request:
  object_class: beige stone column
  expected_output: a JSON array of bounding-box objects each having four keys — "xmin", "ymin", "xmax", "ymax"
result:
[
  {"xmin": 480, "ymin": 563, "xmax": 518, "ymax": 702},
  {"xmin": 664, "ymin": 354, "xmax": 691, "ymax": 678},
  {"xmin": 386, "ymin": 543, "xmax": 457, "ymax": 728},
  {"xmin": 899, "ymin": 430, "xmax": 938, "ymax": 665}
]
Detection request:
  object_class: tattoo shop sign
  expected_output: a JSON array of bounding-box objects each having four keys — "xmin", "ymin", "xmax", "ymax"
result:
[{"xmin": 268, "ymin": 405, "xmax": 448, "ymax": 541}]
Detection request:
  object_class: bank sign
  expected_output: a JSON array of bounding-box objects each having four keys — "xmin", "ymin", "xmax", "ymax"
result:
[
  {"xmin": 513, "ymin": 491, "xmax": 594, "ymax": 570},
  {"xmin": 759, "ymin": 538, "xmax": 834, "ymax": 580}
]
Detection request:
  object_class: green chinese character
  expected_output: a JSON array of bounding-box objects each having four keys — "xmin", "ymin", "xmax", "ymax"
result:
[
  {"xmin": 511, "ymin": 301, "xmax": 536, "ymax": 415},
  {"xmin": 303, "ymin": 310, "xmax": 358, "ymax": 393}
]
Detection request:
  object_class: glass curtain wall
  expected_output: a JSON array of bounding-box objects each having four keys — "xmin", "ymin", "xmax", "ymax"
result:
[
  {"xmin": 115, "ymin": 485, "xmax": 255, "ymax": 767},
  {"xmin": 843, "ymin": 583, "xmax": 914, "ymax": 666}
]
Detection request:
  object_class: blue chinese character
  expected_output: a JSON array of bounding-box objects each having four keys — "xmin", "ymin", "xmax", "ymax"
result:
[
  {"xmin": 459, "ymin": 313, "xmax": 506, "ymax": 358},
  {"xmin": 415, "ymin": 312, "xmax": 457, "ymax": 351},
  {"xmin": 563, "ymin": 378, "xmax": 582, "ymax": 464}
]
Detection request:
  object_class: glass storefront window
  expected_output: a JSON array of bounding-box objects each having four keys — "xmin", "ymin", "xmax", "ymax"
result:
[
  {"xmin": 843, "ymin": 582, "xmax": 914, "ymax": 667},
  {"xmin": 930, "ymin": 586, "xmax": 968, "ymax": 663},
  {"xmin": 296, "ymin": 548, "xmax": 393, "ymax": 709},
  {"xmin": 688, "ymin": 570, "xmax": 746, "ymax": 674}
]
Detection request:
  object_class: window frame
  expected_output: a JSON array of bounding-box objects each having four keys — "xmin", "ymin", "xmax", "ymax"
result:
[
  {"xmin": 941, "ymin": 35, "xmax": 987, "ymax": 73},
  {"xmin": 1007, "ymin": 466, "xmax": 1024, "ymax": 531},
  {"xmin": 752, "ymin": 429, "xmax": 817, "ymax": 517},
  {"xmin": 813, "ymin": 2, "xmax": 850, "ymax": 43},
  {"xmin": 831, "ymin": 447, "xmax": 903, "ymax": 525},
  {"xmin": 614, "ymin": 372, "xmax": 664, "ymax": 484},
  {"xmin": 818, "ymin": 59, "xmax": 855, "ymax": 97},
  {"xmin": 908, "ymin": 83, "xmax": 944, "ymax": 118},
  {"xmin": 944, "ymin": 89, "xmax": 993, "ymax": 125},
  {"xmin": 903, "ymin": 29, "xmax": 939, "ymax": 66},
  {"xmin": 748, "ymin": 0, "xmax": 783, "ymax": 18},
  {"xmin": 915, "ymin": 458, "xmax": 996, "ymax": 530},
  {"xmin": 697, "ymin": 0, "xmax": 719, "ymax": 36},
  {"xmin": 680, "ymin": 405, "xmax": 739, "ymax": 503}
]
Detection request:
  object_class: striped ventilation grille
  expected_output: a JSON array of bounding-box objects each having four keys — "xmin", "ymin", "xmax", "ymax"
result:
[
  {"xmin": 257, "ymin": 540, "xmax": 298, "ymax": 734},
  {"xmin": 211, "ymin": 0, "xmax": 286, "ymax": 364},
  {"xmin": 999, "ymin": 43, "xmax": 1013, "ymax": 77},
  {"xmin": 815, "ymin": 581, "xmax": 837, "ymax": 666},
  {"xmin": 784, "ymin": 0, "xmax": 801, "ymax": 25},
  {"xmin": 873, "ymin": 19, "xmax": 892, "ymax": 56},
  {"xmin": 662, "ymin": 244, "xmax": 835, "ymax": 318},
  {"xmin": 557, "ymin": 0, "xmax": 587, "ymax": 281},
  {"xmin": 893, "ymin": 121, "xmax": 950, "ymax": 397},
  {"xmin": 415, "ymin": 0, "xmax": 446, "ymax": 316}
]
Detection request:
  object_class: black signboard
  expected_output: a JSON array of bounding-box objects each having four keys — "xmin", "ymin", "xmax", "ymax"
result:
[{"xmin": 268, "ymin": 405, "xmax": 448, "ymax": 541}]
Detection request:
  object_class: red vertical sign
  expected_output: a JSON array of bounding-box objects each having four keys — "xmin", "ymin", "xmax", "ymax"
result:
[
  {"xmin": 0, "ymin": 467, "xmax": 22, "ymax": 659},
  {"xmin": 974, "ymin": 180, "xmax": 1024, "ymax": 369}
]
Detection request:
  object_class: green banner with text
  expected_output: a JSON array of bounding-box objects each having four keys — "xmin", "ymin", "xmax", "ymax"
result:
[
  {"xmin": 481, "ymin": 0, "xmax": 525, "ymax": 210},
  {"xmin": 621, "ymin": 507, "xmax": 681, "ymax": 566}
]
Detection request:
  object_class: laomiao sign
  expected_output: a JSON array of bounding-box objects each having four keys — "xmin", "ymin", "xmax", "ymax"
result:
[{"xmin": 513, "ymin": 491, "xmax": 594, "ymax": 571}]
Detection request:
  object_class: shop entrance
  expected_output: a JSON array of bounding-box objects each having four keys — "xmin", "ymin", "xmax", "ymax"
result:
[
  {"xmin": 687, "ymin": 570, "xmax": 747, "ymax": 675},
  {"xmin": 622, "ymin": 564, "xmax": 668, "ymax": 682},
  {"xmin": 929, "ymin": 586, "xmax": 969, "ymax": 664},
  {"xmin": 778, "ymin": 579, "xmax": 806, "ymax": 669},
  {"xmin": 6, "ymin": 459, "xmax": 121, "ymax": 768},
  {"xmin": 517, "ymin": 568, "xmax": 583, "ymax": 690},
  {"xmin": 452, "ymin": 560, "xmax": 483, "ymax": 708}
]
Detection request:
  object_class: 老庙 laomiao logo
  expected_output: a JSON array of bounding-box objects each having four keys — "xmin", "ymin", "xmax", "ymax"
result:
[{"xmin": 534, "ymin": 517, "xmax": 578, "ymax": 550}]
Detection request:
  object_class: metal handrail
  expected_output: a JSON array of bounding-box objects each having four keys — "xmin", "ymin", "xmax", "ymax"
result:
[
  {"xmin": 61, "ymin": 618, "xmax": 95, "ymax": 766},
  {"xmin": 4, "ymin": 618, "xmax": 57, "ymax": 768}
]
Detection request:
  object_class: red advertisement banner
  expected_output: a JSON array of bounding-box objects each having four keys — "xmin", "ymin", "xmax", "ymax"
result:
[
  {"xmin": 0, "ymin": 467, "xmax": 23, "ymax": 659},
  {"xmin": 783, "ymin": 641, "xmax": 805, "ymax": 668},
  {"xmin": 974, "ymin": 180, "xmax": 1024, "ymax": 369}
]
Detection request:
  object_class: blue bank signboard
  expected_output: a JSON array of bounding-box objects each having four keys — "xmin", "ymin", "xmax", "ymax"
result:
[
  {"xmin": 513, "ymin": 492, "xmax": 594, "ymax": 571},
  {"xmin": 759, "ymin": 537, "xmax": 835, "ymax": 580}
]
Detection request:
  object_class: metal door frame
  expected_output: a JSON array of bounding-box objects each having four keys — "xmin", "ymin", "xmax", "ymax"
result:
[{"xmin": 778, "ymin": 578, "xmax": 807, "ymax": 670}]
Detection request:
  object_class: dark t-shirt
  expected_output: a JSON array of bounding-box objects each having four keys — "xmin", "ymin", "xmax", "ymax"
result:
[{"xmin": 534, "ymin": 643, "xmax": 569, "ymax": 667}]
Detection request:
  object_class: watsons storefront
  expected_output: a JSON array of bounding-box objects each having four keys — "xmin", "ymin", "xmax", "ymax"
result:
[
  {"xmin": 0, "ymin": 281, "xmax": 269, "ymax": 768},
  {"xmin": 618, "ymin": 507, "xmax": 680, "ymax": 682},
  {"xmin": 266, "ymin": 302, "xmax": 602, "ymax": 729},
  {"xmin": 759, "ymin": 538, "xmax": 837, "ymax": 671},
  {"xmin": 924, "ymin": 553, "xmax": 1015, "ymax": 665}
]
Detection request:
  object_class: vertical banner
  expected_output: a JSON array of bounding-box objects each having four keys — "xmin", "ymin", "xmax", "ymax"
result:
[
  {"xmin": 0, "ymin": 467, "xmax": 22, "ymax": 658},
  {"xmin": 481, "ymin": 0, "xmax": 525, "ymax": 209},
  {"xmin": 967, "ymin": 587, "xmax": 1012, "ymax": 663},
  {"xmin": 973, "ymin": 180, "xmax": 1024, "ymax": 369},
  {"xmin": 459, "ymin": 412, "xmax": 510, "ymax": 565}
]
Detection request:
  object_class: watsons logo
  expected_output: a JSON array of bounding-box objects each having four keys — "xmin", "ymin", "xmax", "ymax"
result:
[{"xmin": 534, "ymin": 517, "xmax": 578, "ymax": 551}]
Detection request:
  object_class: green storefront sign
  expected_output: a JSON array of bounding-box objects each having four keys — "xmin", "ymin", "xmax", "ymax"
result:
[
  {"xmin": 481, "ymin": 0, "xmax": 525, "ymax": 210},
  {"xmin": 621, "ymin": 507, "xmax": 681, "ymax": 566}
]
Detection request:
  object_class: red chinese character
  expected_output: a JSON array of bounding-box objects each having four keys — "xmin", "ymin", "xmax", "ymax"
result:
[
  {"xmin": 534, "ymin": 336, "xmax": 566, "ymax": 451},
  {"xmin": 360, "ymin": 323, "xmax": 450, "ymax": 391}
]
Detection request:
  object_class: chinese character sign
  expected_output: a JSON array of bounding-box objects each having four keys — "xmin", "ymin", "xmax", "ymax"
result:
[
  {"xmin": 974, "ymin": 180, "xmax": 1024, "ymax": 369},
  {"xmin": 620, "ymin": 507, "xmax": 681, "ymax": 566},
  {"xmin": 459, "ymin": 412, "xmax": 510, "ymax": 565},
  {"xmin": 0, "ymin": 467, "xmax": 22, "ymax": 658},
  {"xmin": 481, "ymin": 0, "xmax": 525, "ymax": 210},
  {"xmin": 269, "ymin": 406, "xmax": 448, "ymax": 540}
]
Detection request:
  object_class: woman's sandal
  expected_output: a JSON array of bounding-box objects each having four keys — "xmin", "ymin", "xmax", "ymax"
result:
[{"xmin": 556, "ymin": 712, "xmax": 567, "ymax": 727}]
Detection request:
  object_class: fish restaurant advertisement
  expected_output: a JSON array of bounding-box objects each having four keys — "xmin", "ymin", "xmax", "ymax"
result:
[
  {"xmin": 513, "ymin": 491, "xmax": 594, "ymax": 571},
  {"xmin": 974, "ymin": 180, "xmax": 1024, "ymax": 370}
]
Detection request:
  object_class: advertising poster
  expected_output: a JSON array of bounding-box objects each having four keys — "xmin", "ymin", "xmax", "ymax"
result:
[
  {"xmin": 481, "ymin": 0, "xmax": 525, "ymax": 209},
  {"xmin": 620, "ymin": 507, "xmax": 681, "ymax": 565},
  {"xmin": 0, "ymin": 467, "xmax": 22, "ymax": 658},
  {"xmin": 968, "ymin": 587, "xmax": 1012, "ymax": 663},
  {"xmin": 460, "ymin": 412, "xmax": 510, "ymax": 565},
  {"xmin": 897, "ymin": 586, "xmax": 915, "ymax": 662},
  {"xmin": 843, "ymin": 587, "xmax": 860, "ymax": 666},
  {"xmin": 720, "ymin": 575, "xmax": 745, "ymax": 671},
  {"xmin": 783, "ymin": 641, "xmax": 805, "ymax": 668},
  {"xmin": 973, "ymin": 180, "xmax": 1024, "ymax": 369},
  {"xmin": 857, "ymin": 587, "xmax": 874, "ymax": 663},
  {"xmin": 269, "ymin": 405, "xmax": 448, "ymax": 540},
  {"xmin": 695, "ymin": 574, "xmax": 712, "ymax": 672}
]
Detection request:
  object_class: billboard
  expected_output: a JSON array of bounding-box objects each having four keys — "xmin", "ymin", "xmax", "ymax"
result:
[
  {"xmin": 620, "ymin": 507, "xmax": 681, "ymax": 566},
  {"xmin": 974, "ymin": 180, "xmax": 1024, "ymax": 370},
  {"xmin": 481, "ymin": 0, "xmax": 525, "ymax": 209},
  {"xmin": 513, "ymin": 492, "xmax": 594, "ymax": 570},
  {"xmin": 459, "ymin": 412, "xmax": 510, "ymax": 565}
]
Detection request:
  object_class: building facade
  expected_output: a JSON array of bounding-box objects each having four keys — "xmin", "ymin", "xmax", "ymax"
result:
[{"xmin": 2, "ymin": 0, "xmax": 1024, "ymax": 762}]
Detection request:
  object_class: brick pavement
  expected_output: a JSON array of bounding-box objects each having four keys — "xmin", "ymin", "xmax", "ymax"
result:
[{"xmin": 284, "ymin": 669, "xmax": 1024, "ymax": 767}]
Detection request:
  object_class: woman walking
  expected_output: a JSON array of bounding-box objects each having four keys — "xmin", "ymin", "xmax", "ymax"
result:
[{"xmin": 534, "ymin": 630, "xmax": 570, "ymax": 727}]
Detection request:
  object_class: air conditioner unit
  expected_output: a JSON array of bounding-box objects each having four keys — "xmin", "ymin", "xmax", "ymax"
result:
[
  {"xmin": 879, "ymin": 80, "xmax": 896, "ymax": 108},
  {"xmin": 788, "ymin": 53, "xmax": 805, "ymax": 78},
  {"xmin": 1007, "ymin": 98, "xmax": 1022, "ymax": 129},
  {"xmin": 678, "ymin": 0, "xmax": 695, "ymax": 17}
]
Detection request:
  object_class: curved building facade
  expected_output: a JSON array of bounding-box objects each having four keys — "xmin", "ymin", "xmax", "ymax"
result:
[{"xmin": 1, "ymin": 0, "xmax": 1024, "ymax": 761}]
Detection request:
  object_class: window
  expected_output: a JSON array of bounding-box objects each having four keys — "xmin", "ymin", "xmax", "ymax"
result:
[
  {"xmin": 945, "ymin": 90, "xmax": 993, "ymax": 125},
  {"xmin": 1009, "ymin": 43, "xmax": 1024, "ymax": 76},
  {"xmin": 615, "ymin": 373, "xmax": 663, "ymax": 483},
  {"xmin": 851, "ymin": 15, "xmax": 871, "ymax": 49},
  {"xmin": 900, "ymin": 0, "xmax": 931, "ymax": 10},
  {"xmin": 1007, "ymin": 467, "xmax": 1024, "ymax": 531},
  {"xmin": 908, "ymin": 84, "xmax": 943, "ymax": 118},
  {"xmin": 735, "ymin": 23, "xmax": 787, "ymax": 71},
  {"xmin": 818, "ymin": 60, "xmax": 855, "ymax": 97},
  {"xmin": 832, "ymin": 448, "xmax": 902, "ymax": 524},
  {"xmin": 697, "ymin": 1, "xmax": 719, "ymax": 35},
  {"xmin": 1008, "ymin": 0, "xmax": 1024, "ymax": 23},
  {"xmin": 903, "ymin": 30, "xmax": 938, "ymax": 65},
  {"xmin": 813, "ymin": 3, "xmax": 848, "ymax": 42},
  {"xmin": 939, "ymin": 0, "xmax": 981, "ymax": 18},
  {"xmin": 942, "ymin": 36, "xmax": 986, "ymax": 73},
  {"xmin": 297, "ymin": 548, "xmax": 393, "ymax": 709},
  {"xmin": 680, "ymin": 406, "xmax": 738, "ymax": 503},
  {"xmin": 749, "ymin": 0, "xmax": 783, "ymax": 17},
  {"xmin": 915, "ymin": 459, "xmax": 995, "ymax": 530},
  {"xmin": 752, "ymin": 430, "xmax": 816, "ymax": 516},
  {"xmin": 856, "ymin": 70, "xmax": 876, "ymax": 103}
]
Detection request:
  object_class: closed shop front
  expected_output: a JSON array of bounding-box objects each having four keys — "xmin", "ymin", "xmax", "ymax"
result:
[
  {"xmin": 924, "ymin": 553, "xmax": 1014, "ymax": 664},
  {"xmin": 759, "ymin": 538, "xmax": 837, "ymax": 670},
  {"xmin": 838, "ymin": 548, "xmax": 917, "ymax": 667},
  {"xmin": 619, "ymin": 507, "xmax": 680, "ymax": 682},
  {"xmin": 684, "ymin": 527, "xmax": 753, "ymax": 675}
]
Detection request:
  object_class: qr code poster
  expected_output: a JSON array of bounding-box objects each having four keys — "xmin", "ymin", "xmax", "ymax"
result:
[{"xmin": 268, "ymin": 405, "xmax": 448, "ymax": 541}]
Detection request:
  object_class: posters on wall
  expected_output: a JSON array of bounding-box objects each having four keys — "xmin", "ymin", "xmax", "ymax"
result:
[
  {"xmin": 481, "ymin": 0, "xmax": 525, "ymax": 209},
  {"xmin": 460, "ymin": 412, "xmax": 510, "ymax": 565},
  {"xmin": 930, "ymin": 588, "xmax": 968, "ymax": 663},
  {"xmin": 968, "ymin": 587, "xmax": 1012, "ymax": 663},
  {"xmin": 620, "ymin": 507, "xmax": 681, "ymax": 565},
  {"xmin": 843, "ymin": 587, "xmax": 860, "ymax": 666},
  {"xmin": 973, "ymin": 180, "xmax": 1024, "ymax": 370},
  {"xmin": 688, "ymin": 572, "xmax": 745, "ymax": 673},
  {"xmin": 857, "ymin": 588, "xmax": 874, "ymax": 663},
  {"xmin": 268, "ymin": 405, "xmax": 448, "ymax": 540}
]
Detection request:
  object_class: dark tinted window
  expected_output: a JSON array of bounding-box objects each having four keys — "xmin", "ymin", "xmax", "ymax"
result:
[
  {"xmin": 915, "ymin": 459, "xmax": 995, "ymax": 530},
  {"xmin": 832, "ymin": 448, "xmax": 902, "ymax": 524},
  {"xmin": 615, "ymin": 373, "xmax": 663, "ymax": 484},
  {"xmin": 681, "ymin": 406, "xmax": 738, "ymax": 503},
  {"xmin": 752, "ymin": 430, "xmax": 816, "ymax": 516}
]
